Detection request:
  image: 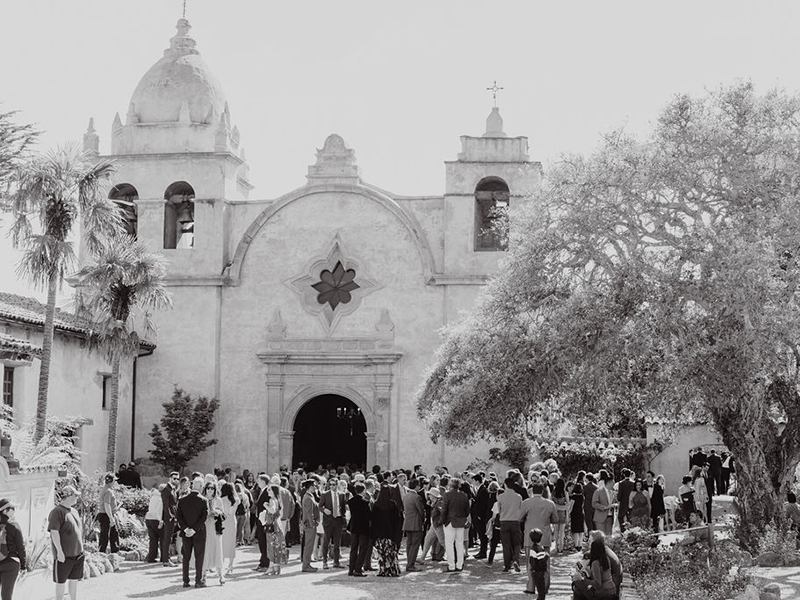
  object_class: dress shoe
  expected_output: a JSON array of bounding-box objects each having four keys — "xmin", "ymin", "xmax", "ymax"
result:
[
  {"xmin": 333, "ymin": 564, "xmax": 345, "ymax": 569},
  {"xmin": 183, "ymin": 582, "xmax": 191, "ymax": 588},
  {"xmin": 195, "ymin": 582, "xmax": 207, "ymax": 588},
  {"xmin": 406, "ymin": 566, "xmax": 420, "ymax": 572},
  {"xmin": 363, "ymin": 567, "xmax": 376, "ymax": 571},
  {"xmin": 443, "ymin": 567, "xmax": 456, "ymax": 573},
  {"xmin": 322, "ymin": 563, "xmax": 330, "ymax": 570},
  {"xmin": 513, "ymin": 561, "xmax": 521, "ymax": 573},
  {"xmin": 302, "ymin": 566, "xmax": 319, "ymax": 572},
  {"xmin": 502, "ymin": 568, "xmax": 510, "ymax": 573},
  {"xmin": 474, "ymin": 554, "xmax": 487, "ymax": 559},
  {"xmin": 350, "ymin": 571, "xmax": 367, "ymax": 577},
  {"xmin": 455, "ymin": 567, "xmax": 463, "ymax": 572}
]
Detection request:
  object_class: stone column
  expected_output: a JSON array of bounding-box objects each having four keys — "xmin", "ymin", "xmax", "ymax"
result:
[
  {"xmin": 365, "ymin": 432, "xmax": 376, "ymax": 470},
  {"xmin": 265, "ymin": 367, "xmax": 285, "ymax": 472},
  {"xmin": 278, "ymin": 430, "xmax": 294, "ymax": 472}
]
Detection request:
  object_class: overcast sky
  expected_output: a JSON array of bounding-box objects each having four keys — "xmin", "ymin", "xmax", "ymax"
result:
[{"xmin": 3, "ymin": 0, "xmax": 800, "ymax": 300}]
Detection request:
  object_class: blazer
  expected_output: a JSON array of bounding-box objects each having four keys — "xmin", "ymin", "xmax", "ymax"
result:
[
  {"xmin": 617, "ymin": 479, "xmax": 635, "ymax": 515},
  {"xmin": 279, "ymin": 486, "xmax": 295, "ymax": 521},
  {"xmin": 402, "ymin": 491, "xmax": 425, "ymax": 532},
  {"xmin": 592, "ymin": 485, "xmax": 615, "ymax": 523},
  {"xmin": 301, "ymin": 491, "xmax": 320, "ymax": 529},
  {"xmin": 582, "ymin": 482, "xmax": 597, "ymax": 514},
  {"xmin": 319, "ymin": 490, "xmax": 347, "ymax": 527},
  {"xmin": 0, "ymin": 517, "xmax": 27, "ymax": 570},
  {"xmin": 176, "ymin": 491, "xmax": 208, "ymax": 535},
  {"xmin": 473, "ymin": 482, "xmax": 490, "ymax": 521},
  {"xmin": 161, "ymin": 483, "xmax": 177, "ymax": 523},
  {"xmin": 519, "ymin": 496, "xmax": 558, "ymax": 547},
  {"xmin": 440, "ymin": 489, "xmax": 470, "ymax": 528},
  {"xmin": 347, "ymin": 494, "xmax": 371, "ymax": 535},
  {"xmin": 254, "ymin": 486, "xmax": 271, "ymax": 530}
]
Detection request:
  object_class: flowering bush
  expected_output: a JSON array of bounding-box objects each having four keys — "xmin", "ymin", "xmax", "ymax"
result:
[{"xmin": 606, "ymin": 529, "xmax": 752, "ymax": 600}]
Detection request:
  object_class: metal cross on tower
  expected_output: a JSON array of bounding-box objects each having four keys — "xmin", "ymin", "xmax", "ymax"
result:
[
  {"xmin": 182, "ymin": 0, "xmax": 187, "ymax": 19},
  {"xmin": 486, "ymin": 80, "xmax": 504, "ymax": 107}
]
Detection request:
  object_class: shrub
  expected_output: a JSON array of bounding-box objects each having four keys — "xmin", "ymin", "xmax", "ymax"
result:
[
  {"xmin": 607, "ymin": 529, "xmax": 752, "ymax": 600},
  {"xmin": 116, "ymin": 486, "xmax": 151, "ymax": 518}
]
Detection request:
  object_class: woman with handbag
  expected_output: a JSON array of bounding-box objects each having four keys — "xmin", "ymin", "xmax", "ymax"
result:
[
  {"xmin": 220, "ymin": 483, "xmax": 240, "ymax": 575},
  {"xmin": 202, "ymin": 482, "xmax": 226, "ymax": 585},
  {"xmin": 261, "ymin": 485, "xmax": 286, "ymax": 576}
]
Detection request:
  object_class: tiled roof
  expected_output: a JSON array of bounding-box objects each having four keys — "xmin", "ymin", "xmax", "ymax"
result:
[
  {"xmin": 0, "ymin": 331, "xmax": 42, "ymax": 357},
  {"xmin": 0, "ymin": 291, "xmax": 90, "ymax": 335},
  {"xmin": 0, "ymin": 291, "xmax": 155, "ymax": 350}
]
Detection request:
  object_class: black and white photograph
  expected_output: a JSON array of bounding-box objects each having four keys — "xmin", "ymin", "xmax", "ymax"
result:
[{"xmin": 1, "ymin": 2, "xmax": 799, "ymax": 599}]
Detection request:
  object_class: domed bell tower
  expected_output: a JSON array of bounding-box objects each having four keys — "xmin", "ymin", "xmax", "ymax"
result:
[
  {"xmin": 443, "ymin": 105, "xmax": 542, "ymax": 278},
  {"xmin": 86, "ymin": 18, "xmax": 252, "ymax": 281}
]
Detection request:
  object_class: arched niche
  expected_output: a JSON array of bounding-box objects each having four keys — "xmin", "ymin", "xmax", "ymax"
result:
[
  {"xmin": 163, "ymin": 181, "xmax": 195, "ymax": 249},
  {"xmin": 108, "ymin": 183, "xmax": 139, "ymax": 238},
  {"xmin": 474, "ymin": 176, "xmax": 509, "ymax": 251}
]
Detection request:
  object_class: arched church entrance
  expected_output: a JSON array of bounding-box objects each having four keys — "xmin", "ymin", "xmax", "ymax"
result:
[{"xmin": 291, "ymin": 394, "xmax": 367, "ymax": 471}]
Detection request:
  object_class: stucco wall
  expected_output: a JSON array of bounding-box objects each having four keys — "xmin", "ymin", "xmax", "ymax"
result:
[
  {"xmin": 2, "ymin": 322, "xmax": 133, "ymax": 474},
  {"xmin": 647, "ymin": 424, "xmax": 726, "ymax": 495}
]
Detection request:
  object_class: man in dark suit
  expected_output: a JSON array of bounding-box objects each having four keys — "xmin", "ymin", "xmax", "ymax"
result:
[
  {"xmin": 721, "ymin": 453, "xmax": 734, "ymax": 494},
  {"xmin": 402, "ymin": 478, "xmax": 426, "ymax": 571},
  {"xmin": 347, "ymin": 482, "xmax": 371, "ymax": 577},
  {"xmin": 390, "ymin": 472, "xmax": 407, "ymax": 547},
  {"xmin": 707, "ymin": 450, "xmax": 723, "ymax": 496},
  {"xmin": 582, "ymin": 474, "xmax": 597, "ymax": 534},
  {"xmin": 320, "ymin": 477, "xmax": 347, "ymax": 569},
  {"xmin": 160, "ymin": 471, "xmax": 179, "ymax": 566},
  {"xmin": 252, "ymin": 474, "xmax": 272, "ymax": 572},
  {"xmin": 471, "ymin": 474, "xmax": 490, "ymax": 559},
  {"xmin": 616, "ymin": 469, "xmax": 635, "ymax": 533},
  {"xmin": 176, "ymin": 477, "xmax": 208, "ymax": 588},
  {"xmin": 691, "ymin": 447, "xmax": 707, "ymax": 470},
  {"xmin": 301, "ymin": 479, "xmax": 320, "ymax": 572},
  {"xmin": 440, "ymin": 478, "xmax": 470, "ymax": 572}
]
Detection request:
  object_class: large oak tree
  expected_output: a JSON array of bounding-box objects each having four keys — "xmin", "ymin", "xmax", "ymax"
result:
[{"xmin": 417, "ymin": 83, "xmax": 800, "ymax": 544}]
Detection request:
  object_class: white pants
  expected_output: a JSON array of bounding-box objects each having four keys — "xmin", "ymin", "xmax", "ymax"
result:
[{"xmin": 443, "ymin": 524, "xmax": 465, "ymax": 569}]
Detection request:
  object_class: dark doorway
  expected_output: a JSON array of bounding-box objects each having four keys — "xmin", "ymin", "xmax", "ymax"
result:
[{"xmin": 292, "ymin": 394, "xmax": 367, "ymax": 471}]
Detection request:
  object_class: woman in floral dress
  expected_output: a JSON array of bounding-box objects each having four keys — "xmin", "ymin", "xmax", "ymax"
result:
[
  {"xmin": 370, "ymin": 482, "xmax": 401, "ymax": 577},
  {"xmin": 262, "ymin": 485, "xmax": 286, "ymax": 576}
]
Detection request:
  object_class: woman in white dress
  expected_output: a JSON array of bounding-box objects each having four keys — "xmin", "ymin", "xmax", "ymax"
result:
[
  {"xmin": 220, "ymin": 482, "xmax": 240, "ymax": 575},
  {"xmin": 202, "ymin": 482, "xmax": 226, "ymax": 585}
]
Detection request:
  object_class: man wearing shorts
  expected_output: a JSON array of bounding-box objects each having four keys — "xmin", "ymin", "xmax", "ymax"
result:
[{"xmin": 48, "ymin": 485, "xmax": 84, "ymax": 600}]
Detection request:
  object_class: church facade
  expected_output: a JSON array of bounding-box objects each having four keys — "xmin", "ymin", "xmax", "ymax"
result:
[{"xmin": 83, "ymin": 19, "xmax": 541, "ymax": 473}]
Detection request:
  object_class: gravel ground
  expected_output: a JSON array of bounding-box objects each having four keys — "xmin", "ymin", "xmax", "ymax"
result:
[{"xmin": 19, "ymin": 544, "xmax": 643, "ymax": 600}]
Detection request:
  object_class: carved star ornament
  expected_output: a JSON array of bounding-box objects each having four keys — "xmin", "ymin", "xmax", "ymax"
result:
[{"xmin": 286, "ymin": 234, "xmax": 379, "ymax": 332}]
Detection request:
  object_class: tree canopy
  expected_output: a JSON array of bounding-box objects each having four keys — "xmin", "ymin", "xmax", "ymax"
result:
[{"xmin": 417, "ymin": 83, "xmax": 800, "ymax": 538}]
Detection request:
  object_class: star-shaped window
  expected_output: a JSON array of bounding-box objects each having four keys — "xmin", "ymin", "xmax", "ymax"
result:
[{"xmin": 311, "ymin": 261, "xmax": 360, "ymax": 310}]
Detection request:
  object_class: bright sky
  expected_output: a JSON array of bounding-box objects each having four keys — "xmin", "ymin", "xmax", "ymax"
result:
[{"xmin": 2, "ymin": 1, "xmax": 800, "ymax": 300}]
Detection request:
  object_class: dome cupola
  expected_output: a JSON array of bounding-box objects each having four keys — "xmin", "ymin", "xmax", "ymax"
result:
[{"xmin": 127, "ymin": 19, "xmax": 226, "ymax": 125}]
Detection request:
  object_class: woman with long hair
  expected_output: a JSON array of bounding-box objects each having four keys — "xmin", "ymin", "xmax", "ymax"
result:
[
  {"xmin": 552, "ymin": 478, "xmax": 568, "ymax": 552},
  {"xmin": 650, "ymin": 474, "xmax": 666, "ymax": 532},
  {"xmin": 628, "ymin": 479, "xmax": 651, "ymax": 529},
  {"xmin": 262, "ymin": 485, "xmax": 286, "ymax": 575},
  {"xmin": 573, "ymin": 538, "xmax": 617, "ymax": 599},
  {"xmin": 202, "ymin": 482, "xmax": 225, "ymax": 585},
  {"xmin": 567, "ymin": 481, "xmax": 585, "ymax": 551},
  {"xmin": 370, "ymin": 482, "xmax": 401, "ymax": 576},
  {"xmin": 219, "ymin": 482, "xmax": 240, "ymax": 575}
]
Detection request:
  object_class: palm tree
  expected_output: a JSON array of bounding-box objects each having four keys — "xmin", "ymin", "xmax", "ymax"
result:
[
  {"xmin": 8, "ymin": 143, "xmax": 120, "ymax": 443},
  {"xmin": 74, "ymin": 235, "xmax": 171, "ymax": 470}
]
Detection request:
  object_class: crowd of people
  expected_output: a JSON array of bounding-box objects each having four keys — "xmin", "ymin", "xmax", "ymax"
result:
[{"xmin": 2, "ymin": 448, "xmax": 800, "ymax": 600}]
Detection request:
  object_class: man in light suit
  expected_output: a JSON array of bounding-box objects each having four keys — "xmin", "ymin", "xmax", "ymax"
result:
[
  {"xmin": 440, "ymin": 478, "xmax": 470, "ymax": 573},
  {"xmin": 319, "ymin": 477, "xmax": 347, "ymax": 569},
  {"xmin": 519, "ymin": 481, "xmax": 558, "ymax": 551},
  {"xmin": 402, "ymin": 478, "xmax": 426, "ymax": 571},
  {"xmin": 592, "ymin": 471, "xmax": 616, "ymax": 536},
  {"xmin": 300, "ymin": 480, "xmax": 320, "ymax": 572}
]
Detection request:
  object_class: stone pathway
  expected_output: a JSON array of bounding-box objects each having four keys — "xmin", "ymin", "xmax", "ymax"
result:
[{"xmin": 19, "ymin": 545, "xmax": 644, "ymax": 600}]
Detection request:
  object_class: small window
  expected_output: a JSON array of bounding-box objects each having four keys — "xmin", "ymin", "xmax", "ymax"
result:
[
  {"xmin": 2, "ymin": 366, "xmax": 13, "ymax": 408},
  {"xmin": 164, "ymin": 181, "xmax": 195, "ymax": 249},
  {"xmin": 109, "ymin": 184, "xmax": 139, "ymax": 238},
  {"xmin": 474, "ymin": 176, "xmax": 509, "ymax": 251},
  {"xmin": 102, "ymin": 374, "xmax": 110, "ymax": 410}
]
